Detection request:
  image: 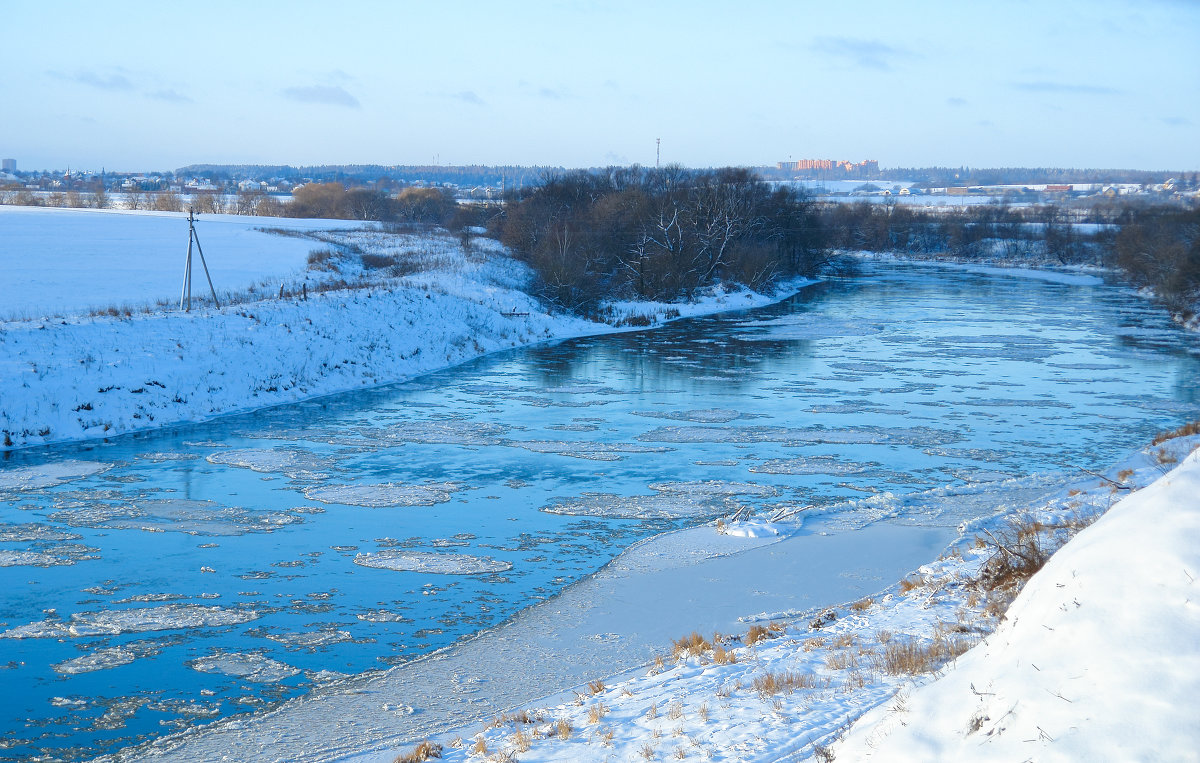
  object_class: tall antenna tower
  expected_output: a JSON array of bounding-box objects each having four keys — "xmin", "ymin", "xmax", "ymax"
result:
[
  {"xmin": 656, "ymin": 138, "xmax": 661, "ymax": 169},
  {"xmin": 180, "ymin": 209, "xmax": 220, "ymax": 311}
]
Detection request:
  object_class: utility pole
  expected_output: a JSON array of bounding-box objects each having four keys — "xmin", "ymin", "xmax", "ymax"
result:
[
  {"xmin": 656, "ymin": 138, "xmax": 661, "ymax": 169},
  {"xmin": 180, "ymin": 209, "xmax": 220, "ymax": 311}
]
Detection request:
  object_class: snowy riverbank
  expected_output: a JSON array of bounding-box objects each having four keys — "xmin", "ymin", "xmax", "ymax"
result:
[
  {"xmin": 346, "ymin": 431, "xmax": 1200, "ymax": 763},
  {"xmin": 0, "ymin": 215, "xmax": 812, "ymax": 452}
]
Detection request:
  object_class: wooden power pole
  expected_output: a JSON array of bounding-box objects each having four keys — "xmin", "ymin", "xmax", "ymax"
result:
[{"xmin": 180, "ymin": 209, "xmax": 220, "ymax": 311}]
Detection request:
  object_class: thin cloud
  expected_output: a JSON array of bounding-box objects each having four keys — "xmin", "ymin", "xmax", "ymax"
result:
[
  {"xmin": 51, "ymin": 70, "xmax": 135, "ymax": 91},
  {"xmin": 449, "ymin": 90, "xmax": 485, "ymax": 106},
  {"xmin": 538, "ymin": 87, "xmax": 566, "ymax": 100},
  {"xmin": 811, "ymin": 37, "xmax": 913, "ymax": 71},
  {"xmin": 946, "ymin": 97, "xmax": 968, "ymax": 107},
  {"xmin": 282, "ymin": 84, "xmax": 361, "ymax": 108},
  {"xmin": 1012, "ymin": 81, "xmax": 1120, "ymax": 95},
  {"xmin": 147, "ymin": 88, "xmax": 192, "ymax": 103},
  {"xmin": 1161, "ymin": 116, "xmax": 1191, "ymax": 126}
]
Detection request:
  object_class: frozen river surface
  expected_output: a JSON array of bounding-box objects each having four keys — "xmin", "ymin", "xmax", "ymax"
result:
[{"xmin": 1, "ymin": 263, "xmax": 1199, "ymax": 761}]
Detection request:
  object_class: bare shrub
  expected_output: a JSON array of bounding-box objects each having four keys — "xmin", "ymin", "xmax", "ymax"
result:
[{"xmin": 976, "ymin": 516, "xmax": 1052, "ymax": 596}]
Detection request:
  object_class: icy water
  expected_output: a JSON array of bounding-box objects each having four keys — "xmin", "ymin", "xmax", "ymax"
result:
[{"xmin": 2, "ymin": 263, "xmax": 1200, "ymax": 761}]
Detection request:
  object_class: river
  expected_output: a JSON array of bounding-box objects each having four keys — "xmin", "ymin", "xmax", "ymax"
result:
[{"xmin": 1, "ymin": 262, "xmax": 1198, "ymax": 761}]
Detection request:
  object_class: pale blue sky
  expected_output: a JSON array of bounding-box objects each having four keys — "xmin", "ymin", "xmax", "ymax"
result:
[{"xmin": 3, "ymin": 0, "xmax": 1197, "ymax": 172}]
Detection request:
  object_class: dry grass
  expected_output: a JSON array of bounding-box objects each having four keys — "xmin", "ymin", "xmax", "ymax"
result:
[
  {"xmin": 698, "ymin": 703, "xmax": 709, "ymax": 723},
  {"xmin": 898, "ymin": 575, "xmax": 924, "ymax": 594},
  {"xmin": 646, "ymin": 702, "xmax": 658, "ymax": 720},
  {"xmin": 671, "ymin": 632, "xmax": 712, "ymax": 660},
  {"xmin": 752, "ymin": 671, "xmax": 819, "ymax": 697},
  {"xmin": 510, "ymin": 729, "xmax": 532, "ymax": 752},
  {"xmin": 825, "ymin": 650, "xmax": 859, "ymax": 671},
  {"xmin": 586, "ymin": 702, "xmax": 609, "ymax": 724},
  {"xmin": 830, "ymin": 632, "xmax": 857, "ymax": 649},
  {"xmin": 471, "ymin": 737, "xmax": 487, "ymax": 755},
  {"xmin": 712, "ymin": 642, "xmax": 737, "ymax": 664},
  {"xmin": 555, "ymin": 718, "xmax": 572, "ymax": 740},
  {"xmin": 1152, "ymin": 419, "xmax": 1200, "ymax": 445},
  {"xmin": 745, "ymin": 622, "xmax": 785, "ymax": 646},
  {"xmin": 803, "ymin": 636, "xmax": 826, "ymax": 652},
  {"xmin": 849, "ymin": 597, "xmax": 874, "ymax": 612},
  {"xmin": 392, "ymin": 740, "xmax": 442, "ymax": 763},
  {"xmin": 875, "ymin": 635, "xmax": 973, "ymax": 675},
  {"xmin": 668, "ymin": 702, "xmax": 684, "ymax": 720},
  {"xmin": 641, "ymin": 742, "xmax": 657, "ymax": 759},
  {"xmin": 588, "ymin": 678, "xmax": 606, "ymax": 695}
]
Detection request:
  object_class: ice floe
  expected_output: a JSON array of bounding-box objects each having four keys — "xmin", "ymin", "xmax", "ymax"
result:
[
  {"xmin": 637, "ymin": 424, "xmax": 961, "ymax": 446},
  {"xmin": 304, "ymin": 481, "xmax": 462, "ymax": 507},
  {"xmin": 53, "ymin": 642, "xmax": 164, "ymax": 675},
  {"xmin": 630, "ymin": 408, "xmax": 753, "ymax": 423},
  {"xmin": 49, "ymin": 498, "xmax": 306, "ymax": 535},
  {"xmin": 748, "ymin": 456, "xmax": 872, "ymax": 475},
  {"xmin": 353, "ymin": 550, "xmax": 512, "ymax": 575},
  {"xmin": 0, "ymin": 460, "xmax": 110, "ymax": 490},
  {"xmin": 505, "ymin": 439, "xmax": 672, "ymax": 461},
  {"xmin": 1, "ymin": 604, "xmax": 260, "ymax": 639},
  {"xmin": 188, "ymin": 652, "xmax": 301, "ymax": 683},
  {"xmin": 542, "ymin": 481, "xmax": 778, "ymax": 520},
  {"xmin": 206, "ymin": 448, "xmax": 337, "ymax": 478}
]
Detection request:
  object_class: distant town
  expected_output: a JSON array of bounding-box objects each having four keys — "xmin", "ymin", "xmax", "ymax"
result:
[{"xmin": 1, "ymin": 157, "xmax": 1197, "ymax": 207}]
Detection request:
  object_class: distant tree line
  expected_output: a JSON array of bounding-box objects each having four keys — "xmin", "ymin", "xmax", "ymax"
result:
[
  {"xmin": 817, "ymin": 201, "xmax": 1096, "ymax": 264},
  {"xmin": 491, "ymin": 166, "xmax": 829, "ymax": 311}
]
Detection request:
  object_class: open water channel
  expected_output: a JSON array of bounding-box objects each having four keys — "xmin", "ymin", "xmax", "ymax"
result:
[{"xmin": 2, "ymin": 262, "xmax": 1199, "ymax": 761}]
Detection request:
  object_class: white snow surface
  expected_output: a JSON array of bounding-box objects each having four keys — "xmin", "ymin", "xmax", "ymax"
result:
[
  {"xmin": 0, "ymin": 208, "xmax": 812, "ymax": 451},
  {"xmin": 834, "ymin": 445, "xmax": 1200, "ymax": 762},
  {"xmin": 0, "ymin": 206, "xmax": 369, "ymax": 318}
]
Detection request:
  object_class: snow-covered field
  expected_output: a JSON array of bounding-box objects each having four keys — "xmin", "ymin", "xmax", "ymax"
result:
[
  {"xmin": 0, "ymin": 206, "xmax": 368, "ymax": 318},
  {"xmin": 0, "ymin": 206, "xmax": 809, "ymax": 451},
  {"xmin": 354, "ymin": 431, "xmax": 1200, "ymax": 763}
]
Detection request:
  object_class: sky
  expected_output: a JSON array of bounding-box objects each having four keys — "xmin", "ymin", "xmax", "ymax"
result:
[{"xmin": 2, "ymin": 0, "xmax": 1198, "ymax": 173}]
